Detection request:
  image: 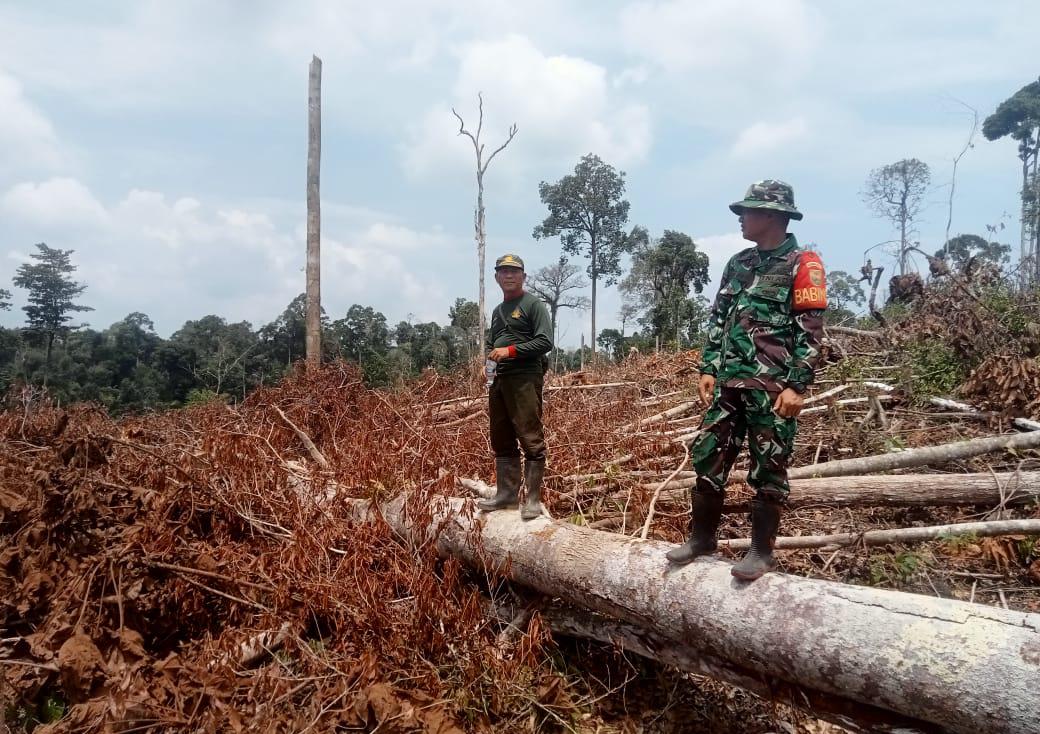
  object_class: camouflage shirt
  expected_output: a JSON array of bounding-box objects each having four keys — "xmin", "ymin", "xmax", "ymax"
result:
[{"xmin": 698, "ymin": 234, "xmax": 827, "ymax": 393}]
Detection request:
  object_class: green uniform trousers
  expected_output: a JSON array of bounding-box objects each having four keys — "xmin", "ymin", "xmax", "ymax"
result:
[
  {"xmin": 690, "ymin": 386, "xmax": 795, "ymax": 500},
  {"xmin": 489, "ymin": 372, "xmax": 546, "ymax": 461}
]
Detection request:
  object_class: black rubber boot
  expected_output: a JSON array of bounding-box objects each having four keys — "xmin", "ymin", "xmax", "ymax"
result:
[
  {"xmin": 731, "ymin": 498, "xmax": 782, "ymax": 581},
  {"xmin": 666, "ymin": 491, "xmax": 724, "ymax": 564},
  {"xmin": 520, "ymin": 459, "xmax": 545, "ymax": 520},
  {"xmin": 478, "ymin": 457, "xmax": 522, "ymax": 512}
]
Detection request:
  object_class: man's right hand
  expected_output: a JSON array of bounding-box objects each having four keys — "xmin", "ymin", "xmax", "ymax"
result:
[{"xmin": 698, "ymin": 374, "xmax": 716, "ymax": 406}]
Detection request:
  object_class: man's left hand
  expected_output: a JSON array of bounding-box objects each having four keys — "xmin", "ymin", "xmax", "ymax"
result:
[
  {"xmin": 773, "ymin": 388, "xmax": 804, "ymax": 418},
  {"xmin": 488, "ymin": 347, "xmax": 512, "ymax": 362}
]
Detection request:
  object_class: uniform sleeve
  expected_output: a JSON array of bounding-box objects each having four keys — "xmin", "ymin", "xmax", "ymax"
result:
[
  {"xmin": 511, "ymin": 296, "xmax": 554, "ymax": 358},
  {"xmin": 787, "ymin": 251, "xmax": 828, "ymax": 388},
  {"xmin": 698, "ymin": 257, "xmax": 735, "ymax": 376},
  {"xmin": 485, "ymin": 309, "xmax": 496, "ymax": 352}
]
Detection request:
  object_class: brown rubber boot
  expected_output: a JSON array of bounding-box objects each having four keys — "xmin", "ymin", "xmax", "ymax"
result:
[
  {"xmin": 520, "ymin": 459, "xmax": 545, "ymax": 520},
  {"xmin": 478, "ymin": 457, "xmax": 522, "ymax": 512},
  {"xmin": 666, "ymin": 490, "xmax": 724, "ymax": 564},
  {"xmin": 731, "ymin": 498, "xmax": 781, "ymax": 581}
]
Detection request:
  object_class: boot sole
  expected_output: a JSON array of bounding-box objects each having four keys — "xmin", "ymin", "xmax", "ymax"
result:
[
  {"xmin": 666, "ymin": 549, "xmax": 716, "ymax": 565},
  {"xmin": 730, "ymin": 563, "xmax": 776, "ymax": 581},
  {"xmin": 478, "ymin": 502, "xmax": 519, "ymax": 512}
]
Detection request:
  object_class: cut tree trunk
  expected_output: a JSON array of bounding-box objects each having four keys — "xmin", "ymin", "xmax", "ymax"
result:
[
  {"xmin": 352, "ymin": 496, "xmax": 1040, "ymax": 734},
  {"xmin": 491, "ymin": 600, "xmax": 942, "ymax": 734}
]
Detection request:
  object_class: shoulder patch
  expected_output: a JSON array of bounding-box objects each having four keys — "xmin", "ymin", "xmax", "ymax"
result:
[{"xmin": 792, "ymin": 251, "xmax": 827, "ymax": 310}]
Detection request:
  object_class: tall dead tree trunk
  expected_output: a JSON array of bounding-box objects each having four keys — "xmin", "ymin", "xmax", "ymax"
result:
[
  {"xmin": 452, "ymin": 95, "xmax": 517, "ymax": 358},
  {"xmin": 305, "ymin": 55, "xmax": 322, "ymax": 364},
  {"xmin": 354, "ymin": 496, "xmax": 1040, "ymax": 734}
]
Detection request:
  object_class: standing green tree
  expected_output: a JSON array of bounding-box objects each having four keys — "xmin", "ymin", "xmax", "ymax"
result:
[
  {"xmin": 169, "ymin": 316, "xmax": 258, "ymax": 399},
  {"xmin": 983, "ymin": 78, "xmax": 1040, "ymax": 283},
  {"xmin": 525, "ymin": 257, "xmax": 590, "ymax": 338},
  {"xmin": 861, "ymin": 159, "xmax": 931, "ymax": 276},
  {"xmin": 620, "ymin": 230, "xmax": 709, "ymax": 349},
  {"xmin": 332, "ymin": 305, "xmax": 390, "ymax": 363},
  {"xmin": 12, "ymin": 243, "xmax": 93, "ymax": 362},
  {"xmin": 935, "ymin": 234, "xmax": 1012, "ymax": 272},
  {"xmin": 824, "ymin": 271, "xmax": 866, "ymax": 324},
  {"xmin": 448, "ymin": 297, "xmax": 480, "ymax": 361},
  {"xmin": 533, "ymin": 154, "xmax": 641, "ymax": 354},
  {"xmin": 0, "ymin": 288, "xmax": 11, "ymax": 311},
  {"xmin": 596, "ymin": 328, "xmax": 625, "ymax": 362}
]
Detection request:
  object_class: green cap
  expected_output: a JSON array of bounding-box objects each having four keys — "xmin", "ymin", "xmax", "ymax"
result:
[
  {"xmin": 495, "ymin": 253, "xmax": 525, "ymax": 270},
  {"xmin": 729, "ymin": 179, "xmax": 803, "ymax": 221}
]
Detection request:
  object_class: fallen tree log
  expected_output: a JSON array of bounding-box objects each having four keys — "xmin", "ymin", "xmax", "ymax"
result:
[
  {"xmin": 719, "ymin": 518, "xmax": 1040, "ymax": 551},
  {"xmin": 788, "ymin": 430, "xmax": 1040, "ymax": 479},
  {"xmin": 491, "ymin": 600, "xmax": 940, "ymax": 734},
  {"xmin": 351, "ymin": 496, "xmax": 1040, "ymax": 734},
  {"xmin": 650, "ymin": 472, "xmax": 1040, "ymax": 511}
]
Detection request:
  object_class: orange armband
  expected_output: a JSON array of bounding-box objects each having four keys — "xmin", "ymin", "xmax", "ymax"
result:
[{"xmin": 792, "ymin": 251, "xmax": 828, "ymax": 310}]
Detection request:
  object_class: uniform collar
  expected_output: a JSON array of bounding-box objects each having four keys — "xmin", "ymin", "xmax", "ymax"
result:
[{"xmin": 758, "ymin": 233, "xmax": 798, "ymax": 260}]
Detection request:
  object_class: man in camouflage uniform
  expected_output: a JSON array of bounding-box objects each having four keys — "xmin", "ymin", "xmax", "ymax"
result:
[
  {"xmin": 479, "ymin": 254, "xmax": 554, "ymax": 520},
  {"xmin": 666, "ymin": 180, "xmax": 827, "ymax": 580}
]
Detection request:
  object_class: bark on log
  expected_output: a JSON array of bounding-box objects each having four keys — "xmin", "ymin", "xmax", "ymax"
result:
[
  {"xmin": 492, "ymin": 600, "xmax": 941, "ymax": 734},
  {"xmin": 788, "ymin": 430, "xmax": 1040, "ymax": 479},
  {"xmin": 719, "ymin": 518, "xmax": 1040, "ymax": 551},
  {"xmin": 353, "ymin": 496, "xmax": 1040, "ymax": 734},
  {"xmin": 654, "ymin": 472, "xmax": 1040, "ymax": 511}
]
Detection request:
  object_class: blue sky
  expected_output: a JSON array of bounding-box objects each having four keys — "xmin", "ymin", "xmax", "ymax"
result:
[{"xmin": 1, "ymin": 1, "xmax": 1037, "ymax": 346}]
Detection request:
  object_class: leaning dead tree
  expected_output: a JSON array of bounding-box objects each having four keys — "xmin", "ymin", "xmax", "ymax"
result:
[
  {"xmin": 452, "ymin": 94, "xmax": 518, "ymax": 353},
  {"xmin": 354, "ymin": 497, "xmax": 1040, "ymax": 734},
  {"xmin": 305, "ymin": 55, "xmax": 322, "ymax": 364}
]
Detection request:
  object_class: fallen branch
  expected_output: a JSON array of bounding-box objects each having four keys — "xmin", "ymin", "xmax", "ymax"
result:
[
  {"xmin": 719, "ymin": 518, "xmax": 1040, "ymax": 551},
  {"xmin": 789, "ymin": 430, "xmax": 1040, "ymax": 479},
  {"xmin": 272, "ymin": 405, "xmax": 329, "ymax": 470},
  {"xmin": 623, "ymin": 400, "xmax": 698, "ymax": 432},
  {"xmin": 803, "ymin": 384, "xmax": 850, "ymax": 405},
  {"xmin": 640, "ymin": 441, "xmax": 689, "ymax": 540},
  {"xmin": 826, "ymin": 325, "xmax": 884, "ymax": 339}
]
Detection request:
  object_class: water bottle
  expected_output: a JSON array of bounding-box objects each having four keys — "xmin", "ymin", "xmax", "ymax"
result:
[{"xmin": 484, "ymin": 358, "xmax": 497, "ymax": 388}]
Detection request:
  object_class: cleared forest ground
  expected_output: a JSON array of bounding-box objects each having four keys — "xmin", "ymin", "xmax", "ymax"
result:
[{"xmin": 3, "ymin": 311, "xmax": 1040, "ymax": 731}]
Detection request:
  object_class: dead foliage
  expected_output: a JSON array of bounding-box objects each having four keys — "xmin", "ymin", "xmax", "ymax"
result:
[{"xmin": 2, "ymin": 338, "xmax": 1038, "ymax": 732}]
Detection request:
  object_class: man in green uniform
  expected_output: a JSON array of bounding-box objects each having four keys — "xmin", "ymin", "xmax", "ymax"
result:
[
  {"xmin": 666, "ymin": 180, "xmax": 827, "ymax": 580},
  {"xmin": 478, "ymin": 254, "xmax": 554, "ymax": 520}
]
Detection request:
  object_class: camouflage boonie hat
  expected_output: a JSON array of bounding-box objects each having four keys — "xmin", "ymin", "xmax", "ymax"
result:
[
  {"xmin": 495, "ymin": 253, "xmax": 525, "ymax": 270},
  {"xmin": 729, "ymin": 179, "xmax": 803, "ymax": 221}
]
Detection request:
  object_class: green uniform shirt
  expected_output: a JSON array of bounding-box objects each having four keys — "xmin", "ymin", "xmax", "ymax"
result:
[
  {"xmin": 698, "ymin": 234, "xmax": 827, "ymax": 392},
  {"xmin": 486, "ymin": 291, "xmax": 554, "ymax": 376}
]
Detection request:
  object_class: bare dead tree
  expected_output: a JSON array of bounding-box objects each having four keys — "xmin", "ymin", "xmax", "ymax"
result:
[
  {"xmin": 306, "ymin": 56, "xmax": 322, "ymax": 364},
  {"xmin": 526, "ymin": 257, "xmax": 590, "ymax": 336},
  {"xmin": 861, "ymin": 159, "xmax": 931, "ymax": 276},
  {"xmin": 452, "ymin": 94, "xmax": 518, "ymax": 353},
  {"xmin": 944, "ymin": 100, "xmax": 979, "ymax": 254}
]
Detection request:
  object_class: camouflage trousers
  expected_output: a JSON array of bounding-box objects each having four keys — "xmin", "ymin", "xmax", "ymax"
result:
[{"xmin": 689, "ymin": 387, "xmax": 796, "ymax": 500}]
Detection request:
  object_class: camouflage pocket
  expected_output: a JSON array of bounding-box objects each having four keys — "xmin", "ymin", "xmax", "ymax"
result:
[{"xmin": 745, "ymin": 285, "xmax": 790, "ymax": 326}]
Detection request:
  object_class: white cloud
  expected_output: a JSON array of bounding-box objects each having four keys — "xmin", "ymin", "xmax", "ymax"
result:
[
  {"xmin": 620, "ymin": 0, "xmax": 819, "ymax": 76},
  {"xmin": 731, "ymin": 117, "xmax": 809, "ymax": 158},
  {"xmin": 401, "ymin": 35, "xmax": 652, "ymax": 180},
  {"xmin": 0, "ymin": 71, "xmax": 63, "ymax": 178},
  {"xmin": 695, "ymin": 231, "xmax": 747, "ymax": 293},
  {"xmin": 2, "ymin": 177, "xmax": 108, "ymax": 228},
  {"xmin": 0, "ymin": 178, "xmax": 460, "ymax": 334}
]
